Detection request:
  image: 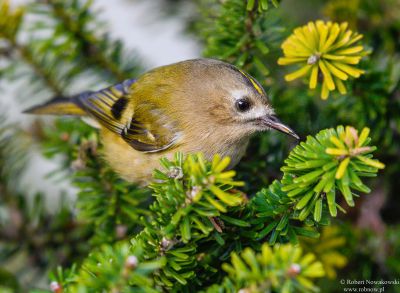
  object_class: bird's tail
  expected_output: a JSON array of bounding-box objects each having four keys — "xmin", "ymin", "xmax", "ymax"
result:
[{"xmin": 23, "ymin": 95, "xmax": 87, "ymax": 116}]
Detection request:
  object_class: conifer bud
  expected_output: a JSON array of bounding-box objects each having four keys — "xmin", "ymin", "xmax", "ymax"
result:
[
  {"xmin": 125, "ymin": 255, "xmax": 138, "ymax": 269},
  {"xmin": 50, "ymin": 281, "xmax": 62, "ymax": 293},
  {"xmin": 167, "ymin": 166, "xmax": 183, "ymax": 179},
  {"xmin": 287, "ymin": 263, "xmax": 301, "ymax": 277},
  {"xmin": 160, "ymin": 237, "xmax": 173, "ymax": 251}
]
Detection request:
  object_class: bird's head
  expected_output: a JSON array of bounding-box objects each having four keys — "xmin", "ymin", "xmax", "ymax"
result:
[{"xmin": 184, "ymin": 59, "xmax": 299, "ymax": 140}]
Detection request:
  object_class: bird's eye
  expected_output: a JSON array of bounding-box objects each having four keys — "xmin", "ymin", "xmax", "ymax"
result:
[{"xmin": 235, "ymin": 98, "xmax": 252, "ymax": 112}]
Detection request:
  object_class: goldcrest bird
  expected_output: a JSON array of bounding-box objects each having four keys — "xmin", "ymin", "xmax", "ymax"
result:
[{"xmin": 25, "ymin": 58, "xmax": 298, "ymax": 184}]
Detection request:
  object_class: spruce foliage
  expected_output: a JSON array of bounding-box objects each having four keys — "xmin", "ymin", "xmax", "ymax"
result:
[{"xmin": 1, "ymin": 0, "xmax": 399, "ymax": 292}]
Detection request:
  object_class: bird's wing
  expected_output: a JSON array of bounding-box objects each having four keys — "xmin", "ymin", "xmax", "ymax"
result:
[
  {"xmin": 76, "ymin": 79, "xmax": 180, "ymax": 153},
  {"xmin": 121, "ymin": 103, "xmax": 181, "ymax": 153}
]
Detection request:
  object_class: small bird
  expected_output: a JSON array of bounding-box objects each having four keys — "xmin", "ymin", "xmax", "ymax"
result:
[{"xmin": 25, "ymin": 58, "xmax": 298, "ymax": 184}]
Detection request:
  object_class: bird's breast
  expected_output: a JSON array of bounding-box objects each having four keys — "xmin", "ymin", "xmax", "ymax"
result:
[
  {"xmin": 100, "ymin": 126, "xmax": 251, "ymax": 184},
  {"xmin": 180, "ymin": 129, "xmax": 251, "ymax": 168}
]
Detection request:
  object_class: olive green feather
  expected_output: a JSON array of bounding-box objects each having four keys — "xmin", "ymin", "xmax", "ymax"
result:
[{"xmin": 24, "ymin": 78, "xmax": 179, "ymax": 153}]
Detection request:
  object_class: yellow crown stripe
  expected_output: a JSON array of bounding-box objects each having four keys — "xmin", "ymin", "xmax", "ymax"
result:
[{"xmin": 239, "ymin": 70, "xmax": 264, "ymax": 95}]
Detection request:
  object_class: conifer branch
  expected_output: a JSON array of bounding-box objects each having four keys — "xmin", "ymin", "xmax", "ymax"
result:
[
  {"xmin": 0, "ymin": 114, "xmax": 92, "ymax": 289},
  {"xmin": 45, "ymin": 0, "xmax": 131, "ymax": 81},
  {"xmin": 248, "ymin": 126, "xmax": 384, "ymax": 245},
  {"xmin": 207, "ymin": 243, "xmax": 324, "ymax": 292},
  {"xmin": 15, "ymin": 43, "xmax": 65, "ymax": 96},
  {"xmin": 41, "ymin": 119, "xmax": 151, "ymax": 245},
  {"xmin": 58, "ymin": 125, "xmax": 383, "ymax": 291},
  {"xmin": 198, "ymin": 0, "xmax": 280, "ymax": 75},
  {"xmin": 0, "ymin": 0, "xmax": 65, "ymax": 95},
  {"xmin": 0, "ymin": 0, "xmax": 396, "ymax": 291}
]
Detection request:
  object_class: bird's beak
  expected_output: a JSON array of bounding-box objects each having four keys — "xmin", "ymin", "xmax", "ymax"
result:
[{"xmin": 261, "ymin": 115, "xmax": 299, "ymax": 139}]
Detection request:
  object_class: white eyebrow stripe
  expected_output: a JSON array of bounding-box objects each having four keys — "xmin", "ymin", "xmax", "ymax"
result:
[{"xmin": 230, "ymin": 89, "xmax": 250, "ymax": 100}]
